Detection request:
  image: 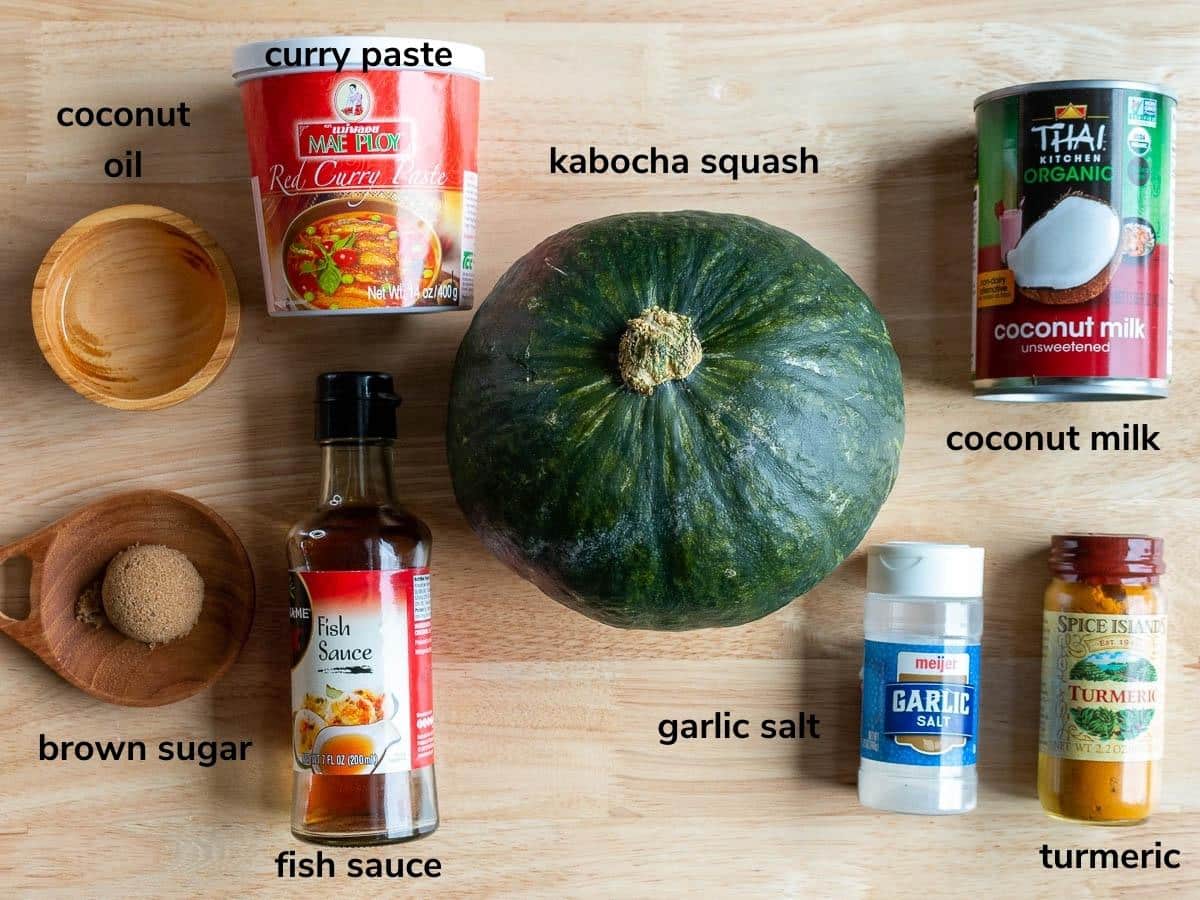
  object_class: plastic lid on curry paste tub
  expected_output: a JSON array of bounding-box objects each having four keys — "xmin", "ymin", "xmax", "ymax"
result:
[
  {"xmin": 1050, "ymin": 534, "xmax": 1165, "ymax": 578},
  {"xmin": 232, "ymin": 36, "xmax": 487, "ymax": 82}
]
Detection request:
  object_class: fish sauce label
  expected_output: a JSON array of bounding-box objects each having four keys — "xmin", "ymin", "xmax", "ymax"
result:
[
  {"xmin": 1040, "ymin": 612, "xmax": 1166, "ymax": 763},
  {"xmin": 290, "ymin": 570, "xmax": 434, "ymax": 775},
  {"xmin": 974, "ymin": 86, "xmax": 1174, "ymax": 381},
  {"xmin": 861, "ymin": 641, "xmax": 980, "ymax": 766}
]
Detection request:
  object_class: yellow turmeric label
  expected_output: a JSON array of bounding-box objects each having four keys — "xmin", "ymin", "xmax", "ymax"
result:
[{"xmin": 1040, "ymin": 611, "xmax": 1166, "ymax": 763}]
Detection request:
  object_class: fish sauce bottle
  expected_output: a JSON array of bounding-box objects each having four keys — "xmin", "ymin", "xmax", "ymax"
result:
[
  {"xmin": 287, "ymin": 372, "xmax": 438, "ymax": 844},
  {"xmin": 859, "ymin": 542, "xmax": 984, "ymax": 814}
]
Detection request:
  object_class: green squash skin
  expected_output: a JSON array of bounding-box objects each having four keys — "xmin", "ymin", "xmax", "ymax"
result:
[{"xmin": 447, "ymin": 211, "xmax": 904, "ymax": 630}]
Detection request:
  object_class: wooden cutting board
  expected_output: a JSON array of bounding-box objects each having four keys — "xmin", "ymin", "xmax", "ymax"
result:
[{"xmin": 0, "ymin": 1, "xmax": 1197, "ymax": 896}]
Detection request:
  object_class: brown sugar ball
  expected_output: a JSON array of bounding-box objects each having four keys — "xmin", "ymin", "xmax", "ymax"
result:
[{"xmin": 102, "ymin": 544, "xmax": 204, "ymax": 645}]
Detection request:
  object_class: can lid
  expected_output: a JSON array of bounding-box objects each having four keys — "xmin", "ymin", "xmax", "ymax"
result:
[
  {"xmin": 867, "ymin": 542, "xmax": 985, "ymax": 598},
  {"xmin": 974, "ymin": 78, "xmax": 1177, "ymax": 108},
  {"xmin": 315, "ymin": 371, "xmax": 400, "ymax": 443},
  {"xmin": 1049, "ymin": 534, "xmax": 1165, "ymax": 577},
  {"xmin": 233, "ymin": 36, "xmax": 487, "ymax": 82}
]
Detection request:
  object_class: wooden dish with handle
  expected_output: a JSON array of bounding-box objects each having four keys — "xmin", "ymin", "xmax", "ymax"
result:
[
  {"xmin": 0, "ymin": 490, "xmax": 255, "ymax": 706},
  {"xmin": 31, "ymin": 204, "xmax": 240, "ymax": 411}
]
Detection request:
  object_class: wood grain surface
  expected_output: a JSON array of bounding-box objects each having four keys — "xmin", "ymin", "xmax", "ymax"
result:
[{"xmin": 0, "ymin": 2, "xmax": 1197, "ymax": 897}]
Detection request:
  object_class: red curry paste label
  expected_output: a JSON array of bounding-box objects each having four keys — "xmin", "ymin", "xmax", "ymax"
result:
[
  {"xmin": 290, "ymin": 570, "xmax": 434, "ymax": 775},
  {"xmin": 238, "ymin": 69, "xmax": 480, "ymax": 314},
  {"xmin": 974, "ymin": 85, "xmax": 1174, "ymax": 383}
]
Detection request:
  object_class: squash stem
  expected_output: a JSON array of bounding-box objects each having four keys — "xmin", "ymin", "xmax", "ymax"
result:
[{"xmin": 617, "ymin": 306, "xmax": 703, "ymax": 395}]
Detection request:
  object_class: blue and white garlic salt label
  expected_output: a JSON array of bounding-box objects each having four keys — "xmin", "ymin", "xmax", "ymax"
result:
[{"xmin": 861, "ymin": 641, "xmax": 980, "ymax": 766}]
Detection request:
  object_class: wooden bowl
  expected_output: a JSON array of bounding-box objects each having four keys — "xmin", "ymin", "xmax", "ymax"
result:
[
  {"xmin": 32, "ymin": 205, "xmax": 240, "ymax": 410},
  {"xmin": 0, "ymin": 490, "xmax": 255, "ymax": 706}
]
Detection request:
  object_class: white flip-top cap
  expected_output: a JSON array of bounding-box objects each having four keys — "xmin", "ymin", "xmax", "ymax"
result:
[
  {"xmin": 867, "ymin": 542, "xmax": 984, "ymax": 599},
  {"xmin": 232, "ymin": 37, "xmax": 487, "ymax": 82}
]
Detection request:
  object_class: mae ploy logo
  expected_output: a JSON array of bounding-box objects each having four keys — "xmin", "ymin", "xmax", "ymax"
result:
[
  {"xmin": 294, "ymin": 81, "xmax": 414, "ymax": 160},
  {"xmin": 334, "ymin": 78, "xmax": 371, "ymax": 122}
]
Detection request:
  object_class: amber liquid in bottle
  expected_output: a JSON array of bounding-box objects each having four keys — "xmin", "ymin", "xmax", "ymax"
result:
[{"xmin": 287, "ymin": 439, "xmax": 438, "ymax": 845}]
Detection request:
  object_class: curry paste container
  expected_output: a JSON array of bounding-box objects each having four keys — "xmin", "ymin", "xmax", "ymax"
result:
[
  {"xmin": 972, "ymin": 80, "xmax": 1176, "ymax": 400},
  {"xmin": 233, "ymin": 37, "xmax": 485, "ymax": 316}
]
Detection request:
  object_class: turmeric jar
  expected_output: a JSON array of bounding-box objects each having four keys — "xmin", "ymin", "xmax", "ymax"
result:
[{"xmin": 1038, "ymin": 534, "xmax": 1166, "ymax": 824}]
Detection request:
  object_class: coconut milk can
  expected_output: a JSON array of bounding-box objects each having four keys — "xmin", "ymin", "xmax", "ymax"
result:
[{"xmin": 972, "ymin": 80, "xmax": 1176, "ymax": 400}]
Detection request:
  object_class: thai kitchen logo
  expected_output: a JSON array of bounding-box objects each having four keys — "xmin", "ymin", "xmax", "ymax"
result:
[
  {"xmin": 334, "ymin": 79, "xmax": 372, "ymax": 123},
  {"xmin": 1030, "ymin": 101, "xmax": 1108, "ymax": 160},
  {"xmin": 1025, "ymin": 99, "xmax": 1110, "ymax": 183},
  {"xmin": 1054, "ymin": 102, "xmax": 1088, "ymax": 120}
]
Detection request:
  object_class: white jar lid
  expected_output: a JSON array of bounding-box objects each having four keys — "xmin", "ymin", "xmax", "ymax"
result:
[
  {"xmin": 233, "ymin": 36, "xmax": 487, "ymax": 82},
  {"xmin": 867, "ymin": 542, "xmax": 984, "ymax": 599}
]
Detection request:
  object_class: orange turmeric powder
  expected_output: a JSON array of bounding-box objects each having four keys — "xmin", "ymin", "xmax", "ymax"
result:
[{"xmin": 1038, "ymin": 535, "xmax": 1166, "ymax": 825}]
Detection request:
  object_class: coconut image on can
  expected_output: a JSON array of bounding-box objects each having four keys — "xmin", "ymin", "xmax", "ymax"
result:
[
  {"xmin": 1007, "ymin": 194, "xmax": 1122, "ymax": 304},
  {"xmin": 972, "ymin": 80, "xmax": 1176, "ymax": 401}
]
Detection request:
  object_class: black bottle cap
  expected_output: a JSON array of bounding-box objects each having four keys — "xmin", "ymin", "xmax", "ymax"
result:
[{"xmin": 315, "ymin": 372, "xmax": 400, "ymax": 442}]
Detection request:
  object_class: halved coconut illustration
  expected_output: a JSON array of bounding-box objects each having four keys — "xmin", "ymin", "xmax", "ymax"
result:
[
  {"xmin": 293, "ymin": 708, "xmax": 325, "ymax": 768},
  {"xmin": 1007, "ymin": 194, "xmax": 1122, "ymax": 305}
]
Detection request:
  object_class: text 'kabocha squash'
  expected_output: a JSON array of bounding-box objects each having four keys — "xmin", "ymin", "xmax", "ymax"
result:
[{"xmin": 448, "ymin": 211, "xmax": 904, "ymax": 630}]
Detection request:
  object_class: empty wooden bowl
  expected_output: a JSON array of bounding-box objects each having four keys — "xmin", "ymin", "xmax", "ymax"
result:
[
  {"xmin": 32, "ymin": 205, "xmax": 240, "ymax": 410},
  {"xmin": 0, "ymin": 490, "xmax": 255, "ymax": 706}
]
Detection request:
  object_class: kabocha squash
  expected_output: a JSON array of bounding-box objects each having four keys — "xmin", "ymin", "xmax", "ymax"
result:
[{"xmin": 447, "ymin": 211, "xmax": 904, "ymax": 630}]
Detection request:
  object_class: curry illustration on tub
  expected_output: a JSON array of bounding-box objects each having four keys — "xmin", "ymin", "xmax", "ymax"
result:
[{"xmin": 282, "ymin": 199, "xmax": 446, "ymax": 309}]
